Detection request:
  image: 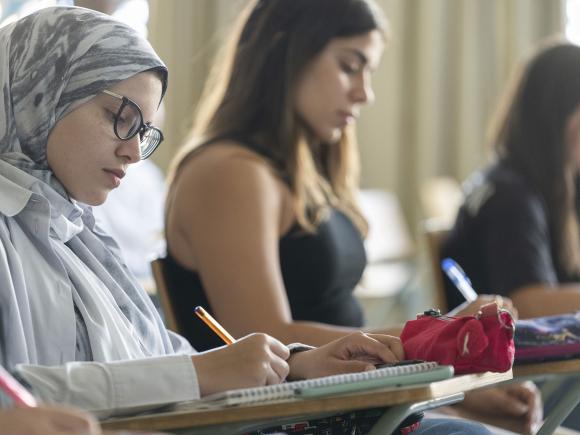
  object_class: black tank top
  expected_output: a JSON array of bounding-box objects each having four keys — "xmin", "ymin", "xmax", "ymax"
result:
[{"xmin": 164, "ymin": 209, "xmax": 367, "ymax": 351}]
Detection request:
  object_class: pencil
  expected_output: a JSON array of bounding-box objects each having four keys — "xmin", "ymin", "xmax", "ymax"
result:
[
  {"xmin": 194, "ymin": 306, "xmax": 236, "ymax": 345},
  {"xmin": 0, "ymin": 365, "xmax": 38, "ymax": 407}
]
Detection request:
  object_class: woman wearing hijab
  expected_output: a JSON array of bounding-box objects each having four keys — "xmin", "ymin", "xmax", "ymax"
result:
[{"xmin": 0, "ymin": 9, "xmax": 495, "ymax": 435}]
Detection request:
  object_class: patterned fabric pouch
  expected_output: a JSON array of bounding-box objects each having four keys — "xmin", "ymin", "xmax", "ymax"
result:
[{"xmin": 514, "ymin": 312, "xmax": 580, "ymax": 364}]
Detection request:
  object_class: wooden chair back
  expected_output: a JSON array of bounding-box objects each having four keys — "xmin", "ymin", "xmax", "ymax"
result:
[
  {"xmin": 422, "ymin": 218, "xmax": 451, "ymax": 313},
  {"xmin": 150, "ymin": 257, "xmax": 181, "ymax": 333}
]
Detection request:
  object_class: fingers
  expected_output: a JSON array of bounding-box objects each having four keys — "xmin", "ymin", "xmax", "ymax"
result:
[
  {"xmin": 266, "ymin": 335, "xmax": 290, "ymax": 360},
  {"xmin": 340, "ymin": 332, "xmax": 403, "ymax": 364},
  {"xmin": 493, "ymin": 388, "xmax": 530, "ymax": 417},
  {"xmin": 268, "ymin": 353, "xmax": 290, "ymax": 383},
  {"xmin": 365, "ymin": 333, "xmax": 405, "ymax": 360},
  {"xmin": 48, "ymin": 407, "xmax": 99, "ymax": 433},
  {"xmin": 506, "ymin": 382, "xmax": 543, "ymax": 432},
  {"xmin": 244, "ymin": 334, "xmax": 290, "ymax": 384},
  {"xmin": 479, "ymin": 294, "xmax": 516, "ymax": 316}
]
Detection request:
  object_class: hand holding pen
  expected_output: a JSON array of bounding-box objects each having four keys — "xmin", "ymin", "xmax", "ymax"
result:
[{"xmin": 442, "ymin": 258, "xmax": 515, "ymax": 317}]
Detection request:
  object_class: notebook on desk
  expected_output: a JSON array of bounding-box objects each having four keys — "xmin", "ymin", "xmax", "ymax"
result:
[{"xmin": 201, "ymin": 362, "xmax": 453, "ymax": 406}]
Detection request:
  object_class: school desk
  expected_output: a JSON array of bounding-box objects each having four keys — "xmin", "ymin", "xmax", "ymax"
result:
[{"xmin": 101, "ymin": 370, "xmax": 512, "ymax": 435}]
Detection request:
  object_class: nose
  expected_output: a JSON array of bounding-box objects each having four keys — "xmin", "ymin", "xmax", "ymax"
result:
[
  {"xmin": 352, "ymin": 72, "xmax": 375, "ymax": 105},
  {"xmin": 116, "ymin": 135, "xmax": 141, "ymax": 164}
]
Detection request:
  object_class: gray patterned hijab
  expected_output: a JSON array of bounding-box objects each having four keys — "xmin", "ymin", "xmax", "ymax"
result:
[
  {"xmin": 0, "ymin": 7, "xmax": 193, "ymax": 368},
  {"xmin": 0, "ymin": 5, "xmax": 167, "ymax": 177}
]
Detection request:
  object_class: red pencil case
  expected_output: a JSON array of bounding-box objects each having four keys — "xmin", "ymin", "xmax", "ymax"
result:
[{"xmin": 400, "ymin": 303, "xmax": 515, "ymax": 374}]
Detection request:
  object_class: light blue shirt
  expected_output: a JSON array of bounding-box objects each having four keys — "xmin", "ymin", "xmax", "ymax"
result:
[{"xmin": 0, "ymin": 160, "xmax": 199, "ymax": 416}]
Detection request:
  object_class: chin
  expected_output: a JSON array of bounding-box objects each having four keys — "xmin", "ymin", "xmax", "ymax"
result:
[
  {"xmin": 327, "ymin": 129, "xmax": 343, "ymax": 144},
  {"xmin": 74, "ymin": 192, "xmax": 109, "ymax": 206},
  {"xmin": 315, "ymin": 128, "xmax": 342, "ymax": 144}
]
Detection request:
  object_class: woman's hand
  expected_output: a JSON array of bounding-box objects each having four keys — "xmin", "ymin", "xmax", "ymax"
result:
[
  {"xmin": 287, "ymin": 332, "xmax": 404, "ymax": 380},
  {"xmin": 0, "ymin": 406, "xmax": 101, "ymax": 435},
  {"xmin": 192, "ymin": 333, "xmax": 290, "ymax": 396},
  {"xmin": 448, "ymin": 295, "xmax": 517, "ymax": 320},
  {"xmin": 459, "ymin": 382, "xmax": 542, "ymax": 435}
]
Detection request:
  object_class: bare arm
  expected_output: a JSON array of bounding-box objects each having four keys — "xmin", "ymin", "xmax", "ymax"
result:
[
  {"xmin": 167, "ymin": 145, "xmax": 399, "ymax": 346},
  {"xmin": 510, "ymin": 283, "xmax": 580, "ymax": 318}
]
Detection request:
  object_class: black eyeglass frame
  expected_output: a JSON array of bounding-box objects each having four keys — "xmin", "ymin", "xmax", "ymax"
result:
[{"xmin": 101, "ymin": 89, "xmax": 164, "ymax": 159}]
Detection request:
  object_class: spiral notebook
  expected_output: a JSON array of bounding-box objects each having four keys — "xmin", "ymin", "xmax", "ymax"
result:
[{"xmin": 201, "ymin": 362, "xmax": 453, "ymax": 406}]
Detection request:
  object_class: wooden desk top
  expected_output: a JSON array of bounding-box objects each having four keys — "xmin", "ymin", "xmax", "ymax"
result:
[
  {"xmin": 513, "ymin": 358, "xmax": 580, "ymax": 378},
  {"xmin": 102, "ymin": 370, "xmax": 512, "ymax": 432}
]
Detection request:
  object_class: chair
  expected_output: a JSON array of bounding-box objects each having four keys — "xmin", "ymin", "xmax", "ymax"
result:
[
  {"xmin": 150, "ymin": 257, "xmax": 181, "ymax": 333},
  {"xmin": 419, "ymin": 176, "xmax": 462, "ymax": 229},
  {"xmin": 356, "ymin": 189, "xmax": 416, "ymax": 325},
  {"xmin": 421, "ymin": 218, "xmax": 451, "ymax": 313}
]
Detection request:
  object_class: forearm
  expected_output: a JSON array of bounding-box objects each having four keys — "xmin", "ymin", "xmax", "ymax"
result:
[
  {"xmin": 510, "ymin": 284, "xmax": 580, "ymax": 318},
  {"xmin": 238, "ymin": 320, "xmax": 403, "ymax": 347},
  {"xmin": 259, "ymin": 320, "xmax": 358, "ymax": 346}
]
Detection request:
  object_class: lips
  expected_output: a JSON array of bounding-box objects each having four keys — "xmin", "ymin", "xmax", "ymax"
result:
[
  {"xmin": 340, "ymin": 111, "xmax": 357, "ymax": 119},
  {"xmin": 103, "ymin": 168, "xmax": 126, "ymax": 188},
  {"xmin": 337, "ymin": 110, "xmax": 358, "ymax": 126},
  {"xmin": 104, "ymin": 168, "xmax": 126, "ymax": 179}
]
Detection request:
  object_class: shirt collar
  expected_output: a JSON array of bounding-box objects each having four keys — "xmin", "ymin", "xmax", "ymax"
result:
[
  {"xmin": 0, "ymin": 159, "xmax": 34, "ymax": 217},
  {"xmin": 0, "ymin": 159, "xmax": 85, "ymax": 241}
]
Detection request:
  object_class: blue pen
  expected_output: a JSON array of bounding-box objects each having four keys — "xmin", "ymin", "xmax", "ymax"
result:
[{"xmin": 441, "ymin": 258, "xmax": 478, "ymax": 302}]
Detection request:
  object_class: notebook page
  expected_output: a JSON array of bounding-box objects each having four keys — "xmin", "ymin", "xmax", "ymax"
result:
[{"xmin": 202, "ymin": 361, "xmax": 441, "ymax": 406}]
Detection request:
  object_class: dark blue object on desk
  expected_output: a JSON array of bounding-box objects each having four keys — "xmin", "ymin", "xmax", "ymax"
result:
[{"xmin": 515, "ymin": 312, "xmax": 580, "ymax": 363}]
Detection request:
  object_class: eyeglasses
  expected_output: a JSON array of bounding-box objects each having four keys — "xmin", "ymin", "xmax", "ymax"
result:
[{"xmin": 101, "ymin": 90, "xmax": 164, "ymax": 159}]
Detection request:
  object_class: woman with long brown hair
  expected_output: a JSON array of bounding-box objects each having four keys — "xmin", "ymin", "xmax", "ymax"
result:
[{"xmin": 165, "ymin": 0, "xmax": 391, "ymax": 350}]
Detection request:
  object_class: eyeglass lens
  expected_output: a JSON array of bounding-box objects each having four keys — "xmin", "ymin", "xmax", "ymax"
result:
[
  {"xmin": 115, "ymin": 101, "xmax": 142, "ymax": 140},
  {"xmin": 115, "ymin": 100, "xmax": 163, "ymax": 158}
]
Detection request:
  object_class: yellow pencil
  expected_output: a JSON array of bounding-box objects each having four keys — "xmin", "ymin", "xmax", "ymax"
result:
[{"xmin": 194, "ymin": 306, "xmax": 236, "ymax": 345}]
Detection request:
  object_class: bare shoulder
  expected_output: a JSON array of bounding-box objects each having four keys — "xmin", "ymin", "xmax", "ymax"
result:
[
  {"xmin": 176, "ymin": 140, "xmax": 280, "ymax": 189},
  {"xmin": 167, "ymin": 140, "xmax": 295, "ymax": 265},
  {"xmin": 171, "ymin": 140, "xmax": 291, "ymax": 214}
]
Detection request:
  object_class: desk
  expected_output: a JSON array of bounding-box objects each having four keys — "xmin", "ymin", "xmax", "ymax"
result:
[
  {"xmin": 512, "ymin": 358, "xmax": 580, "ymax": 435},
  {"xmin": 102, "ymin": 370, "xmax": 511, "ymax": 434}
]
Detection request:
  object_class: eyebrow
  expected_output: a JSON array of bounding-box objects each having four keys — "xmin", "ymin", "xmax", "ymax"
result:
[
  {"xmin": 343, "ymin": 47, "xmax": 369, "ymax": 65},
  {"xmin": 340, "ymin": 48, "xmax": 378, "ymax": 70}
]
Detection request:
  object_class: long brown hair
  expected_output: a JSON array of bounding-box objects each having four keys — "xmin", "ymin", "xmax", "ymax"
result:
[
  {"xmin": 167, "ymin": 0, "xmax": 388, "ymax": 235},
  {"xmin": 490, "ymin": 41, "xmax": 580, "ymax": 276}
]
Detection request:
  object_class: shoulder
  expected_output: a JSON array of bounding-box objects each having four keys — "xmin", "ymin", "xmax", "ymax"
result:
[
  {"xmin": 177, "ymin": 141, "xmax": 283, "ymax": 190},
  {"xmin": 462, "ymin": 163, "xmax": 545, "ymax": 220},
  {"xmin": 170, "ymin": 140, "xmax": 292, "ymax": 217}
]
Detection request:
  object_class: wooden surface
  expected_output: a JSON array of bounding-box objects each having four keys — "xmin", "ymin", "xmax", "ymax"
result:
[
  {"xmin": 513, "ymin": 358, "xmax": 580, "ymax": 378},
  {"xmin": 102, "ymin": 370, "xmax": 512, "ymax": 432}
]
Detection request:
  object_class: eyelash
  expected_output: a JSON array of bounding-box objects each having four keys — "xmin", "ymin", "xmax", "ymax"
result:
[
  {"xmin": 105, "ymin": 108, "xmax": 127, "ymax": 124},
  {"xmin": 340, "ymin": 62, "xmax": 361, "ymax": 74}
]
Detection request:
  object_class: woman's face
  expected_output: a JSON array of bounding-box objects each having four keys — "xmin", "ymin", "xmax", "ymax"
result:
[
  {"xmin": 294, "ymin": 30, "xmax": 384, "ymax": 144},
  {"xmin": 46, "ymin": 71, "xmax": 163, "ymax": 205},
  {"xmin": 565, "ymin": 104, "xmax": 580, "ymax": 172}
]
